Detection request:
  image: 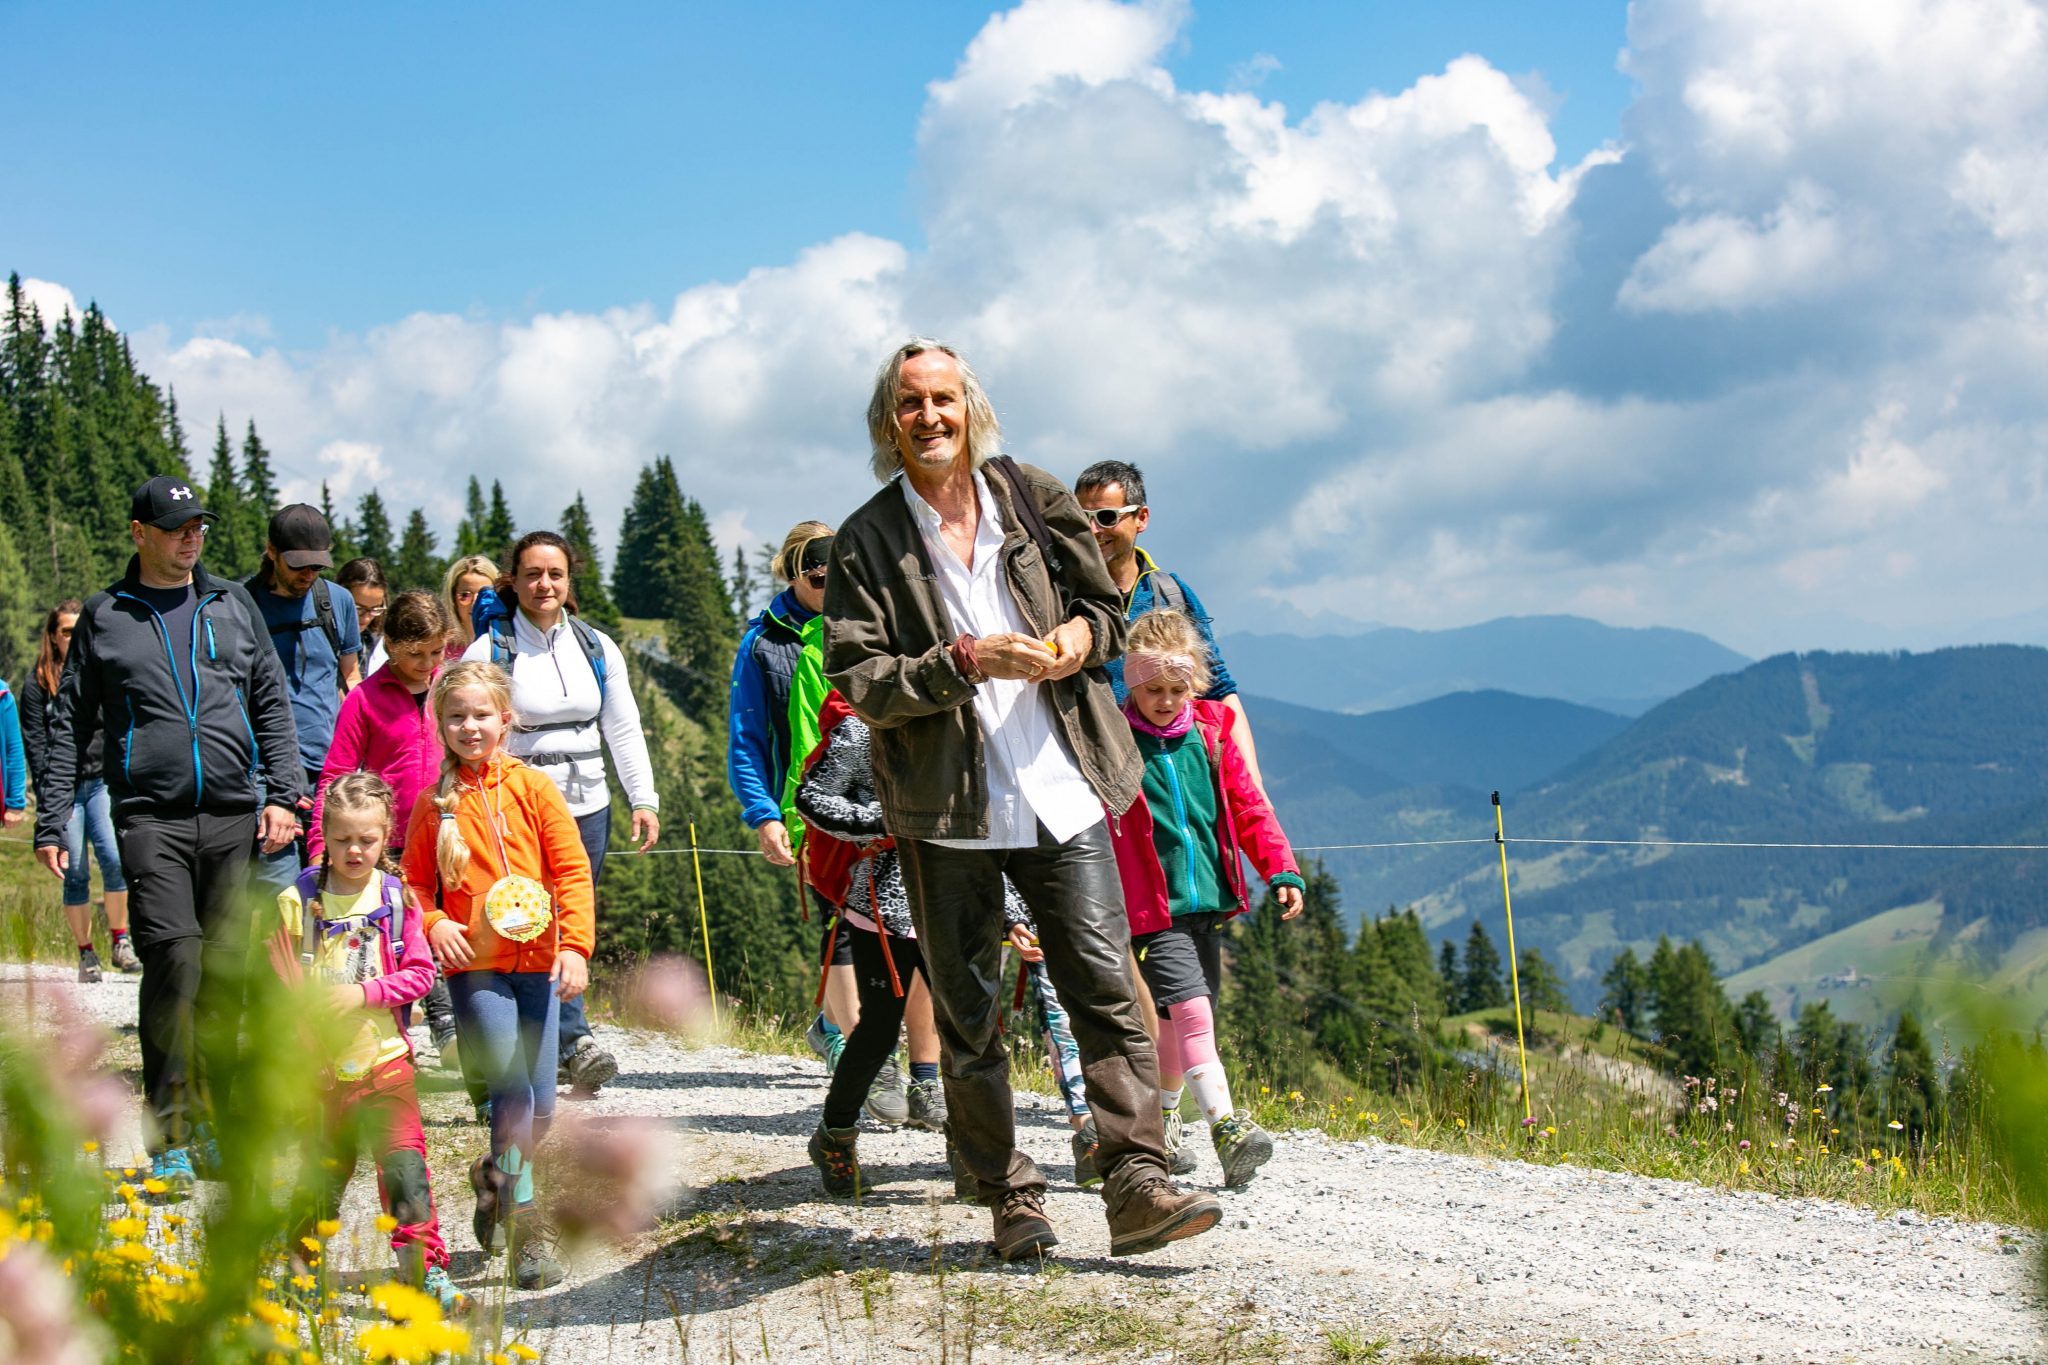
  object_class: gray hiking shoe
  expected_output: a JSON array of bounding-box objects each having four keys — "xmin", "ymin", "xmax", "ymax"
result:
[
  {"xmin": 77, "ymin": 949, "xmax": 102, "ymax": 984},
  {"xmin": 109, "ymin": 937, "xmax": 142, "ymax": 973},
  {"xmin": 864, "ymin": 1053, "xmax": 909, "ymax": 1126},
  {"xmin": 1162, "ymin": 1107, "xmax": 1197, "ymax": 1176},
  {"xmin": 905, "ymin": 1076, "xmax": 947, "ymax": 1131},
  {"xmin": 564, "ymin": 1035, "xmax": 618, "ymax": 1095},
  {"xmin": 1211, "ymin": 1115, "xmax": 1275, "ymax": 1189}
]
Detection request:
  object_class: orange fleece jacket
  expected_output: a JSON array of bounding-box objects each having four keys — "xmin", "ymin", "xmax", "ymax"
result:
[{"xmin": 403, "ymin": 754, "xmax": 595, "ymax": 973}]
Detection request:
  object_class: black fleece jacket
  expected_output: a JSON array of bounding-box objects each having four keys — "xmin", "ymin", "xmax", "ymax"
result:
[{"xmin": 34, "ymin": 557, "xmax": 303, "ymax": 845}]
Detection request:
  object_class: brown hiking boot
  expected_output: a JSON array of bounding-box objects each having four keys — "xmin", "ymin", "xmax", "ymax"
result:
[
  {"xmin": 1106, "ymin": 1175, "xmax": 1221, "ymax": 1256},
  {"xmin": 990, "ymin": 1185, "xmax": 1058, "ymax": 1262}
]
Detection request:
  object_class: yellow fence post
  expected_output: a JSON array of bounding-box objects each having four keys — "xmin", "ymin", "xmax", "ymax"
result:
[
  {"xmin": 689, "ymin": 821, "xmax": 720, "ymax": 1028},
  {"xmin": 1491, "ymin": 791, "xmax": 1534, "ymax": 1128}
]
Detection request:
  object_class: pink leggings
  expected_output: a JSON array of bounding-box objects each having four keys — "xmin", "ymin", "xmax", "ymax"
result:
[{"xmin": 1157, "ymin": 994, "xmax": 1221, "ymax": 1076}]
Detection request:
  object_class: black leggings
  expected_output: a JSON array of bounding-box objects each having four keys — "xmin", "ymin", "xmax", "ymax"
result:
[{"xmin": 822, "ymin": 927, "xmax": 925, "ymax": 1130}]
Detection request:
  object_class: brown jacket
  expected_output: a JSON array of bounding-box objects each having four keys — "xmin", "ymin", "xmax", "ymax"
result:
[{"xmin": 823, "ymin": 460, "xmax": 1141, "ymax": 840}]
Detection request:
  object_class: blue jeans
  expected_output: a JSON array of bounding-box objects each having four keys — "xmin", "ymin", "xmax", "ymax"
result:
[
  {"xmin": 63, "ymin": 780, "xmax": 127, "ymax": 906},
  {"xmin": 556, "ymin": 808, "xmax": 610, "ymax": 1060},
  {"xmin": 447, "ymin": 970, "xmax": 559, "ymax": 1169}
]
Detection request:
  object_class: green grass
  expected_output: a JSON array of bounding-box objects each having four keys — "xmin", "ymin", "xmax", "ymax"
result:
[{"xmin": 1723, "ymin": 899, "xmax": 1944, "ymax": 1028}]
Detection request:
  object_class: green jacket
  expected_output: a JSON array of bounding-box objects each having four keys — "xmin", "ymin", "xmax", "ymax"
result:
[
  {"xmin": 823, "ymin": 461, "xmax": 1140, "ymax": 840},
  {"xmin": 780, "ymin": 613, "xmax": 830, "ymax": 845}
]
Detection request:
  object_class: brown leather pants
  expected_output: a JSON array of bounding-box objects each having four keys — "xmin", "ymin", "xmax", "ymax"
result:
[{"xmin": 898, "ymin": 820, "xmax": 1169, "ymax": 1207}]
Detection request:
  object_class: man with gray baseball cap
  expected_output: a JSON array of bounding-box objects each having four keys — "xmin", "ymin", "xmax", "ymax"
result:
[{"xmin": 36, "ymin": 474, "xmax": 303, "ymax": 1196}]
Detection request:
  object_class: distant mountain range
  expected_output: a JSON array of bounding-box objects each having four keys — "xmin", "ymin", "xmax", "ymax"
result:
[
  {"xmin": 1250, "ymin": 645, "xmax": 2048, "ymax": 1020},
  {"xmin": 1220, "ymin": 614, "xmax": 1751, "ymax": 715}
]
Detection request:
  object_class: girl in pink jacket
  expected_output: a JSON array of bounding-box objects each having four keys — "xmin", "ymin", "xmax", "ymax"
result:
[
  {"xmin": 269, "ymin": 771, "xmax": 469, "ymax": 1315},
  {"xmin": 309, "ymin": 590, "xmax": 451, "ymax": 861},
  {"xmin": 1111, "ymin": 609, "xmax": 1306, "ymax": 1192}
]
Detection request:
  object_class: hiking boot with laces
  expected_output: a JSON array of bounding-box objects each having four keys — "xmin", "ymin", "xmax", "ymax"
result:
[
  {"xmin": 990, "ymin": 1186, "xmax": 1058, "ymax": 1262},
  {"xmin": 1071, "ymin": 1117, "xmax": 1102, "ymax": 1192},
  {"xmin": 905, "ymin": 1076, "xmax": 947, "ymax": 1131},
  {"xmin": 110, "ymin": 937, "xmax": 142, "ymax": 973},
  {"xmin": 469, "ymin": 1156, "xmax": 507, "ymax": 1254},
  {"xmin": 864, "ymin": 1053, "xmax": 909, "ymax": 1126},
  {"xmin": 509, "ymin": 1207, "xmax": 564, "ymax": 1290},
  {"xmin": 1106, "ymin": 1175, "xmax": 1221, "ymax": 1257},
  {"xmin": 564, "ymin": 1035, "xmax": 619, "ymax": 1095},
  {"xmin": 808, "ymin": 1122, "xmax": 862, "ymax": 1198},
  {"xmin": 1162, "ymin": 1107, "xmax": 1197, "ymax": 1176},
  {"xmin": 147, "ymin": 1147, "xmax": 194, "ymax": 1203},
  {"xmin": 421, "ymin": 1264, "xmax": 473, "ymax": 1316},
  {"xmin": 1211, "ymin": 1115, "xmax": 1275, "ymax": 1189},
  {"xmin": 77, "ymin": 949, "xmax": 102, "ymax": 984}
]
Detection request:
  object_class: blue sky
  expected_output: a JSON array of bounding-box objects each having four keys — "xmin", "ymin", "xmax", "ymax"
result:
[
  {"xmin": 8, "ymin": 0, "xmax": 2045, "ymax": 657},
  {"xmin": 8, "ymin": 2, "xmax": 1628, "ymax": 347}
]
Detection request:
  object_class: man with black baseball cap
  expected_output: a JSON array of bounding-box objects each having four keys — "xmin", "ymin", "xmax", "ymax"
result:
[
  {"xmin": 247, "ymin": 503, "xmax": 363, "ymax": 887},
  {"xmin": 36, "ymin": 474, "xmax": 303, "ymax": 1197}
]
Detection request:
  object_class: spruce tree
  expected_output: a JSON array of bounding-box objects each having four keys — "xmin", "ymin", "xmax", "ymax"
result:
[
  {"xmin": 1515, "ymin": 947, "xmax": 1569, "ymax": 1016},
  {"xmin": 392, "ymin": 508, "xmax": 443, "ymax": 590},
  {"xmin": 730, "ymin": 544, "xmax": 761, "ymax": 619},
  {"xmin": 354, "ymin": 490, "xmax": 396, "ymax": 566},
  {"xmin": 1599, "ymin": 948, "xmax": 1651, "ymax": 1033},
  {"xmin": 240, "ymin": 419, "xmax": 278, "ymax": 560},
  {"xmin": 1649, "ymin": 940, "xmax": 1734, "ymax": 1078},
  {"xmin": 1437, "ymin": 939, "xmax": 1459, "ymax": 1012},
  {"xmin": 455, "ymin": 476, "xmax": 488, "ymax": 558},
  {"xmin": 559, "ymin": 492, "xmax": 620, "ymax": 633},
  {"xmin": 1457, "ymin": 919, "xmax": 1506, "ymax": 1013},
  {"xmin": 484, "ymin": 479, "xmax": 516, "ymax": 558},
  {"xmin": 1733, "ymin": 990, "xmax": 1778, "ymax": 1058},
  {"xmin": 204, "ymin": 416, "xmax": 256, "ymax": 578},
  {"xmin": 1377, "ymin": 907, "xmax": 1443, "ymax": 1017},
  {"xmin": 321, "ymin": 481, "xmax": 360, "ymax": 565},
  {"xmin": 665, "ymin": 491, "xmax": 739, "ymax": 716},
  {"xmin": 1886, "ymin": 1011, "xmax": 1940, "ymax": 1144},
  {"xmin": 612, "ymin": 460, "xmax": 680, "ymax": 619},
  {"xmin": 0, "ymin": 517, "xmax": 39, "ymax": 681}
]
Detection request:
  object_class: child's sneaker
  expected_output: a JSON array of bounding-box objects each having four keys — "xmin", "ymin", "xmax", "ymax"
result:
[
  {"xmin": 905, "ymin": 1076, "xmax": 948, "ymax": 1132},
  {"xmin": 1071, "ymin": 1117, "xmax": 1102, "ymax": 1192},
  {"xmin": 147, "ymin": 1147, "xmax": 194, "ymax": 1202},
  {"xmin": 421, "ymin": 1264, "xmax": 473, "ymax": 1316},
  {"xmin": 804, "ymin": 1016, "xmax": 835, "ymax": 1067},
  {"xmin": 808, "ymin": 1123, "xmax": 861, "ymax": 1198},
  {"xmin": 110, "ymin": 935, "xmax": 142, "ymax": 974},
  {"xmin": 863, "ymin": 1054, "xmax": 909, "ymax": 1126},
  {"xmin": 1162, "ymin": 1109, "xmax": 1197, "ymax": 1175},
  {"xmin": 191, "ymin": 1125, "xmax": 224, "ymax": 1181},
  {"xmin": 1210, "ymin": 1115, "xmax": 1274, "ymax": 1189},
  {"xmin": 77, "ymin": 949, "xmax": 102, "ymax": 984}
]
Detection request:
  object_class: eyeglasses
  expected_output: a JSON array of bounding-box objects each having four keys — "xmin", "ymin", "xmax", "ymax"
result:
[
  {"xmin": 152, "ymin": 521, "xmax": 209, "ymax": 542},
  {"xmin": 802, "ymin": 568, "xmax": 829, "ymax": 588},
  {"xmin": 1086, "ymin": 505, "xmax": 1142, "ymax": 530}
]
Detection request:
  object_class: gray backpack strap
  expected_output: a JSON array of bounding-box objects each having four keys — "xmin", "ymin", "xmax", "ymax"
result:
[{"xmin": 1148, "ymin": 569, "xmax": 1188, "ymax": 616}]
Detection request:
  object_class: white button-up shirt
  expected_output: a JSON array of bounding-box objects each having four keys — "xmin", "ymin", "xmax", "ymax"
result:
[{"xmin": 902, "ymin": 469, "xmax": 1103, "ymax": 850}]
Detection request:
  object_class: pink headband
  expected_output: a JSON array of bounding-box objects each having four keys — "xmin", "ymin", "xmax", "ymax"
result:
[{"xmin": 1124, "ymin": 650, "xmax": 1197, "ymax": 691}]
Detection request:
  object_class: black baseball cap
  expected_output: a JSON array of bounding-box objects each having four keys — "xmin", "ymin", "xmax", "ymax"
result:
[
  {"xmin": 130, "ymin": 475, "xmax": 218, "ymax": 531},
  {"xmin": 268, "ymin": 504, "xmax": 334, "ymax": 570}
]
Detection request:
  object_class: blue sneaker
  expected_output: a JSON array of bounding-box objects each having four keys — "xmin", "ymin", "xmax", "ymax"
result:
[
  {"xmin": 148, "ymin": 1147, "xmax": 194, "ymax": 1202},
  {"xmin": 191, "ymin": 1125, "xmax": 223, "ymax": 1180},
  {"xmin": 421, "ymin": 1264, "xmax": 473, "ymax": 1316}
]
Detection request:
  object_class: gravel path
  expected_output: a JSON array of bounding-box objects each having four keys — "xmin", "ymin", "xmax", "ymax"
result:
[{"xmin": 33, "ymin": 965, "xmax": 2047, "ymax": 1364}]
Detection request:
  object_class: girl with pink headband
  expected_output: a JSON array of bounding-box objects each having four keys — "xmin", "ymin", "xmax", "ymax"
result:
[{"xmin": 1108, "ymin": 609, "xmax": 1307, "ymax": 1189}]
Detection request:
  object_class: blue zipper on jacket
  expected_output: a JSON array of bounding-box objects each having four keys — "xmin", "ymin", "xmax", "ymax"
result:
[
  {"xmin": 111, "ymin": 586, "xmax": 224, "ymax": 808},
  {"xmin": 1159, "ymin": 742, "xmax": 1201, "ymax": 913}
]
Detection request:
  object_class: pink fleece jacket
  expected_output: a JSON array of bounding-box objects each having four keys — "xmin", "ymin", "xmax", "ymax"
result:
[{"xmin": 310, "ymin": 664, "xmax": 441, "ymax": 859}]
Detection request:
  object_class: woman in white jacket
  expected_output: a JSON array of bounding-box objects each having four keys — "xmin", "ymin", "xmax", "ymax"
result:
[{"xmin": 464, "ymin": 529, "xmax": 660, "ymax": 1095}]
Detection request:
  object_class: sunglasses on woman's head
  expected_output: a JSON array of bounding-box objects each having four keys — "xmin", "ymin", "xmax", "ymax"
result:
[
  {"xmin": 1086, "ymin": 505, "xmax": 1141, "ymax": 530},
  {"xmin": 802, "ymin": 567, "xmax": 828, "ymax": 587}
]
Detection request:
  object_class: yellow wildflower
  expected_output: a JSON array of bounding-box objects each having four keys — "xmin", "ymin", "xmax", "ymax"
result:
[
  {"xmin": 510, "ymin": 1345, "xmax": 542, "ymax": 1361},
  {"xmin": 110, "ymin": 1242, "xmax": 153, "ymax": 1264},
  {"xmin": 369, "ymin": 1279, "xmax": 443, "ymax": 1324},
  {"xmin": 375, "ymin": 1214, "xmax": 399, "ymax": 1234},
  {"xmin": 253, "ymin": 1300, "xmax": 294, "ymax": 1328},
  {"xmin": 82, "ymin": 1141, "xmax": 99, "ymax": 1154},
  {"xmin": 314, "ymin": 1219, "xmax": 341, "ymax": 1239},
  {"xmin": 107, "ymin": 1218, "xmax": 146, "ymax": 1240},
  {"xmin": 141, "ymin": 1178, "xmax": 168, "ymax": 1196}
]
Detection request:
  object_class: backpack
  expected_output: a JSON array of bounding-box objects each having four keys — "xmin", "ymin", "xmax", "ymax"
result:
[
  {"xmin": 797, "ymin": 692, "xmax": 876, "ymax": 910},
  {"xmin": 1147, "ymin": 568, "xmax": 1189, "ymax": 617},
  {"xmin": 249, "ymin": 574, "xmax": 349, "ymax": 692},
  {"xmin": 291, "ymin": 865, "xmax": 405, "ymax": 971},
  {"xmin": 475, "ymin": 586, "xmax": 608, "ymax": 711}
]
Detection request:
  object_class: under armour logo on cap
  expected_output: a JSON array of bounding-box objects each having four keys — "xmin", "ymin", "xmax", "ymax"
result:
[{"xmin": 130, "ymin": 475, "xmax": 220, "ymax": 531}]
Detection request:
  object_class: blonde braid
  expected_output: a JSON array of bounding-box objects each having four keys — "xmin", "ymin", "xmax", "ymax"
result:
[{"xmin": 428, "ymin": 660, "xmax": 516, "ymax": 890}]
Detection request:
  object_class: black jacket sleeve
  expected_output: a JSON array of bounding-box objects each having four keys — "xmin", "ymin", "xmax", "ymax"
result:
[
  {"xmin": 35, "ymin": 613, "xmax": 99, "ymax": 847},
  {"xmin": 18, "ymin": 675, "xmax": 49, "ymax": 796}
]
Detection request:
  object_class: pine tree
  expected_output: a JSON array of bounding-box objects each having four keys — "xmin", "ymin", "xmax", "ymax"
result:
[
  {"xmin": 1515, "ymin": 947, "xmax": 1569, "ymax": 1016},
  {"xmin": 1886, "ymin": 1011, "xmax": 1940, "ymax": 1145},
  {"xmin": 204, "ymin": 416, "xmax": 256, "ymax": 578},
  {"xmin": 354, "ymin": 490, "xmax": 396, "ymax": 566},
  {"xmin": 612, "ymin": 461, "xmax": 680, "ymax": 619},
  {"xmin": 1457, "ymin": 919, "xmax": 1506, "ymax": 1013},
  {"xmin": 559, "ymin": 492, "xmax": 620, "ymax": 633},
  {"xmin": 0, "ymin": 517, "xmax": 40, "ymax": 681},
  {"xmin": 455, "ymin": 476, "xmax": 488, "ymax": 558},
  {"xmin": 1376, "ymin": 907, "xmax": 1443, "ymax": 1018},
  {"xmin": 392, "ymin": 508, "xmax": 442, "ymax": 591},
  {"xmin": 1437, "ymin": 939, "xmax": 1459, "ymax": 1012},
  {"xmin": 321, "ymin": 481, "xmax": 359, "ymax": 565},
  {"xmin": 484, "ymin": 479, "xmax": 516, "ymax": 558},
  {"xmin": 1599, "ymin": 948, "xmax": 1651, "ymax": 1033},
  {"xmin": 665, "ymin": 490, "xmax": 739, "ymax": 716},
  {"xmin": 1733, "ymin": 990, "xmax": 1778, "ymax": 1058},
  {"xmin": 730, "ymin": 545, "xmax": 761, "ymax": 619},
  {"xmin": 1648, "ymin": 939, "xmax": 1734, "ymax": 1078},
  {"xmin": 240, "ymin": 419, "xmax": 278, "ymax": 560}
]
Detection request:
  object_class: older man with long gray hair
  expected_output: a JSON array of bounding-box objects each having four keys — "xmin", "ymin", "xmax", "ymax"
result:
[{"xmin": 821, "ymin": 337, "xmax": 1220, "ymax": 1260}]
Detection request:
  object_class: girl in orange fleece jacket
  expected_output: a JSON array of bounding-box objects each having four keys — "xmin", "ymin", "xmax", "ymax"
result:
[{"xmin": 402, "ymin": 660, "xmax": 593, "ymax": 1291}]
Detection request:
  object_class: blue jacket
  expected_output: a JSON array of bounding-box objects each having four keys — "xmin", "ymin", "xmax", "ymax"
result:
[
  {"xmin": 726, "ymin": 588, "xmax": 816, "ymax": 829},
  {"xmin": 0, "ymin": 681, "xmax": 24, "ymax": 811},
  {"xmin": 1107, "ymin": 548, "xmax": 1239, "ymax": 705}
]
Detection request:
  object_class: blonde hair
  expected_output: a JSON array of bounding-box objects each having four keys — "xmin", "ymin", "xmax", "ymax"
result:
[
  {"xmin": 772, "ymin": 520, "xmax": 834, "ymax": 584},
  {"xmin": 1124, "ymin": 609, "xmax": 1213, "ymax": 695},
  {"xmin": 442, "ymin": 555, "xmax": 500, "ymax": 643},
  {"xmin": 317, "ymin": 771, "xmax": 398, "ymax": 889},
  {"xmin": 428, "ymin": 660, "xmax": 516, "ymax": 889},
  {"xmin": 865, "ymin": 338, "xmax": 1003, "ymax": 483}
]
